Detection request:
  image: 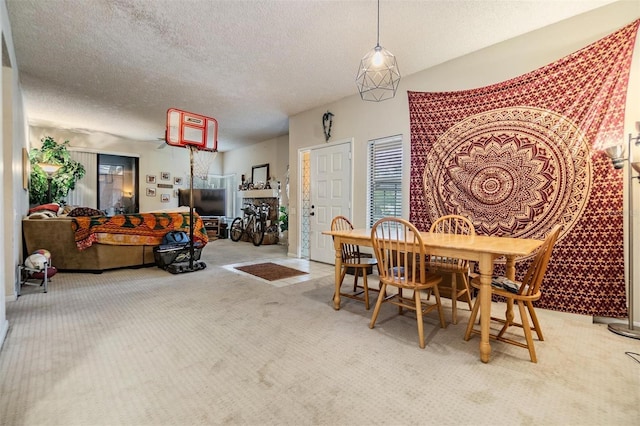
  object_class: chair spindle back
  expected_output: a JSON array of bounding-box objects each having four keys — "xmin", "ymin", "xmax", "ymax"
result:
[
  {"xmin": 371, "ymin": 218, "xmax": 426, "ymax": 289},
  {"xmin": 518, "ymin": 225, "xmax": 562, "ymax": 297}
]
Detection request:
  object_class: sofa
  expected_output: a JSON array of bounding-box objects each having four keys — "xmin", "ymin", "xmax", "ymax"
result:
[{"xmin": 22, "ymin": 211, "xmax": 208, "ymax": 272}]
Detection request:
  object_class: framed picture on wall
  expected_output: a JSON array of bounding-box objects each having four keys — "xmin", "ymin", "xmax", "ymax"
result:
[
  {"xmin": 22, "ymin": 148, "xmax": 29, "ymax": 190},
  {"xmin": 161, "ymin": 171, "xmax": 171, "ymax": 181},
  {"xmin": 146, "ymin": 187, "xmax": 156, "ymax": 197},
  {"xmin": 161, "ymin": 193, "xmax": 170, "ymax": 203},
  {"xmin": 146, "ymin": 175, "xmax": 156, "ymax": 184},
  {"xmin": 174, "ymin": 176, "xmax": 183, "ymax": 185},
  {"xmin": 173, "ymin": 189, "xmax": 179, "ymax": 198}
]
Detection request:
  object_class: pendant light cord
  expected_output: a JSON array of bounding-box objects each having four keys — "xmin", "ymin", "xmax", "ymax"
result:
[{"xmin": 376, "ymin": 0, "xmax": 380, "ymax": 47}]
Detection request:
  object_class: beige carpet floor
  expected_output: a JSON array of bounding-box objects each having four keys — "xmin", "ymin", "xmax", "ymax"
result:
[{"xmin": 1, "ymin": 239, "xmax": 639, "ymax": 425}]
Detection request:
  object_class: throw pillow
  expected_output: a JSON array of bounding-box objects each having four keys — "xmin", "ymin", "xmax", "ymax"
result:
[
  {"xmin": 27, "ymin": 211, "xmax": 58, "ymax": 219},
  {"xmin": 67, "ymin": 207, "xmax": 105, "ymax": 217},
  {"xmin": 61, "ymin": 205, "xmax": 77, "ymax": 215},
  {"xmin": 28, "ymin": 203, "xmax": 60, "ymax": 215}
]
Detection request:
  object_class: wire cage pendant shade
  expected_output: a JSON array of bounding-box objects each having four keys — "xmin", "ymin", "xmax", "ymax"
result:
[{"xmin": 355, "ymin": 0, "xmax": 401, "ymax": 102}]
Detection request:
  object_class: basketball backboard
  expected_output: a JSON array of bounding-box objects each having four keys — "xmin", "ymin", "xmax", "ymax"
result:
[{"xmin": 166, "ymin": 108, "xmax": 218, "ymax": 151}]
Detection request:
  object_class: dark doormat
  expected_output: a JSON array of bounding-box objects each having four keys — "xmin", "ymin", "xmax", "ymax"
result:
[{"xmin": 234, "ymin": 262, "xmax": 308, "ymax": 281}]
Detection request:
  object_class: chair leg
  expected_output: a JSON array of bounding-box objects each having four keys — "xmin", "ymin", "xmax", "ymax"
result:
[
  {"xmin": 415, "ymin": 291, "xmax": 426, "ymax": 349},
  {"xmin": 497, "ymin": 299, "xmax": 515, "ymax": 339},
  {"xmin": 517, "ymin": 300, "xmax": 537, "ymax": 363},
  {"xmin": 431, "ymin": 284, "xmax": 446, "ymax": 329},
  {"xmin": 462, "ymin": 274, "xmax": 473, "ymax": 311},
  {"xmin": 398, "ymin": 288, "xmax": 404, "ymax": 314},
  {"xmin": 362, "ymin": 269, "xmax": 370, "ymax": 310},
  {"xmin": 369, "ymin": 283, "xmax": 387, "ymax": 329},
  {"xmin": 339, "ymin": 267, "xmax": 348, "ymax": 288},
  {"xmin": 526, "ymin": 301, "xmax": 544, "ymax": 341},
  {"xmin": 464, "ymin": 296, "xmax": 481, "ymax": 341},
  {"xmin": 352, "ymin": 267, "xmax": 359, "ymax": 292}
]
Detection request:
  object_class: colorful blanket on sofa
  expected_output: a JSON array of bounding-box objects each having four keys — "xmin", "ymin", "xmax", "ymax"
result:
[{"xmin": 71, "ymin": 212, "xmax": 208, "ymax": 250}]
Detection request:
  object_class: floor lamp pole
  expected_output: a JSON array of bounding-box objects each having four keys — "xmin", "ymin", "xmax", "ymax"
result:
[
  {"xmin": 46, "ymin": 176, "xmax": 53, "ymax": 204},
  {"xmin": 608, "ymin": 132, "xmax": 640, "ymax": 340}
]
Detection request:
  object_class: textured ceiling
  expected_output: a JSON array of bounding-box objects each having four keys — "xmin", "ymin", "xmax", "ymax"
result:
[{"xmin": 5, "ymin": 0, "xmax": 616, "ymax": 152}]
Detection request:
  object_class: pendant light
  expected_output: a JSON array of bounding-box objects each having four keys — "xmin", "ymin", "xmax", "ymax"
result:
[{"xmin": 355, "ymin": 0, "xmax": 401, "ymax": 102}]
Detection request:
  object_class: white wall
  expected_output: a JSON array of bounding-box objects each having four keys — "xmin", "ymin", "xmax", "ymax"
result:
[
  {"xmin": 27, "ymin": 126, "xmax": 224, "ymax": 213},
  {"xmin": 289, "ymin": 2, "xmax": 640, "ymax": 319},
  {"xmin": 1, "ymin": 0, "xmax": 30, "ymax": 346},
  {"xmin": 223, "ymin": 134, "xmax": 289, "ymax": 217}
]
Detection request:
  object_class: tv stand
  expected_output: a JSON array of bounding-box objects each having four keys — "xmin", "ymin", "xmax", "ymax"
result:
[{"xmin": 201, "ymin": 216, "xmax": 226, "ymax": 239}]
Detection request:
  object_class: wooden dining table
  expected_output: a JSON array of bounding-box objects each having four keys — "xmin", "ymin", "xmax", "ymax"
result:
[{"xmin": 322, "ymin": 228, "xmax": 544, "ymax": 363}]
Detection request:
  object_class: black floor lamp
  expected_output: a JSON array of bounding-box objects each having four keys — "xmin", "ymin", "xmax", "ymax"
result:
[
  {"xmin": 604, "ymin": 124, "xmax": 640, "ymax": 340},
  {"xmin": 37, "ymin": 163, "xmax": 61, "ymax": 203}
]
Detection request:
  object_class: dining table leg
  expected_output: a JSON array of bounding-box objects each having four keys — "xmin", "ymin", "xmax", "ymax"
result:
[
  {"xmin": 332, "ymin": 237, "xmax": 343, "ymax": 310},
  {"xmin": 478, "ymin": 253, "xmax": 494, "ymax": 363}
]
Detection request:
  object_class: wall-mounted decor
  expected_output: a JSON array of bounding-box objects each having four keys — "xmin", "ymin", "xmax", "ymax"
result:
[
  {"xmin": 22, "ymin": 148, "xmax": 29, "ymax": 190},
  {"xmin": 173, "ymin": 189, "xmax": 179, "ymax": 198},
  {"xmin": 146, "ymin": 175, "xmax": 156, "ymax": 184},
  {"xmin": 322, "ymin": 111, "xmax": 334, "ymax": 142},
  {"xmin": 174, "ymin": 177, "xmax": 183, "ymax": 185},
  {"xmin": 407, "ymin": 20, "xmax": 639, "ymax": 318},
  {"xmin": 252, "ymin": 163, "xmax": 269, "ymax": 185},
  {"xmin": 161, "ymin": 171, "xmax": 171, "ymax": 181},
  {"xmin": 161, "ymin": 193, "xmax": 170, "ymax": 203},
  {"xmin": 146, "ymin": 188, "xmax": 156, "ymax": 197},
  {"xmin": 157, "ymin": 183, "xmax": 173, "ymax": 189}
]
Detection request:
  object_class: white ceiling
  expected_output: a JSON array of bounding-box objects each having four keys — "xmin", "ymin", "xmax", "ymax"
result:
[{"xmin": 5, "ymin": 0, "xmax": 616, "ymax": 152}]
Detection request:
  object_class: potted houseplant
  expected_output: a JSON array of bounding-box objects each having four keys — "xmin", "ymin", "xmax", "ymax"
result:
[
  {"xmin": 279, "ymin": 205, "xmax": 288, "ymax": 244},
  {"xmin": 29, "ymin": 136, "xmax": 86, "ymax": 205}
]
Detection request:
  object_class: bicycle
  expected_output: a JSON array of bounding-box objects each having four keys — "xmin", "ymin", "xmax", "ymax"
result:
[{"xmin": 230, "ymin": 203, "xmax": 268, "ymax": 246}]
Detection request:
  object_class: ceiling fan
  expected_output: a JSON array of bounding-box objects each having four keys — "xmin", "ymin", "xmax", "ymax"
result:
[{"xmin": 155, "ymin": 130, "xmax": 169, "ymax": 149}]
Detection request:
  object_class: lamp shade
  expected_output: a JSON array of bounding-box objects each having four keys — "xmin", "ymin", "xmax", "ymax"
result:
[
  {"xmin": 355, "ymin": 44, "xmax": 401, "ymax": 102},
  {"xmin": 37, "ymin": 163, "xmax": 62, "ymax": 176},
  {"xmin": 604, "ymin": 145, "xmax": 625, "ymax": 169}
]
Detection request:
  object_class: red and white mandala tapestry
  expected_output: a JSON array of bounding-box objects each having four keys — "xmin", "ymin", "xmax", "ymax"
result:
[{"xmin": 409, "ymin": 20, "xmax": 639, "ymax": 317}]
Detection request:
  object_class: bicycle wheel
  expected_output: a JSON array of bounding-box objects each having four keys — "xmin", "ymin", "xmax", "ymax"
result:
[
  {"xmin": 230, "ymin": 217, "xmax": 243, "ymax": 242},
  {"xmin": 251, "ymin": 219, "xmax": 265, "ymax": 246}
]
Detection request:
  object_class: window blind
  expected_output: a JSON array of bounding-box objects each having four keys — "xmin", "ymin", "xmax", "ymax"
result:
[
  {"xmin": 66, "ymin": 151, "xmax": 98, "ymax": 208},
  {"xmin": 368, "ymin": 135, "xmax": 403, "ymax": 227}
]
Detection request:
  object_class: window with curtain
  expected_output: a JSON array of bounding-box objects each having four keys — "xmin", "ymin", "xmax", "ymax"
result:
[{"xmin": 368, "ymin": 135, "xmax": 403, "ymax": 227}]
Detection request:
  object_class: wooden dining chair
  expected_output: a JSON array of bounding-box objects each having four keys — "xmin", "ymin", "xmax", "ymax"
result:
[
  {"xmin": 331, "ymin": 215, "xmax": 379, "ymax": 309},
  {"xmin": 370, "ymin": 217, "xmax": 446, "ymax": 348},
  {"xmin": 464, "ymin": 225, "xmax": 562, "ymax": 362},
  {"xmin": 427, "ymin": 214, "xmax": 476, "ymax": 325}
]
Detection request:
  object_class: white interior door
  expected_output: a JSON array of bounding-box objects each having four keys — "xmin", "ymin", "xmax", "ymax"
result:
[{"xmin": 309, "ymin": 141, "xmax": 351, "ymax": 264}]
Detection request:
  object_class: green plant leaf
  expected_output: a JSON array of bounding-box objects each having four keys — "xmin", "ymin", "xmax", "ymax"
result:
[
  {"xmin": 28, "ymin": 136, "xmax": 86, "ymax": 205},
  {"xmin": 278, "ymin": 206, "xmax": 288, "ymax": 232}
]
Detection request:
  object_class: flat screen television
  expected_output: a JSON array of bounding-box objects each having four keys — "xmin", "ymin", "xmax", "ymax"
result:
[{"xmin": 178, "ymin": 188, "xmax": 226, "ymax": 217}]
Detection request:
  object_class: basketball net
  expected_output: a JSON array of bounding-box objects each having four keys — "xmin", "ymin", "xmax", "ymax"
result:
[{"xmin": 192, "ymin": 146, "xmax": 218, "ymax": 180}]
